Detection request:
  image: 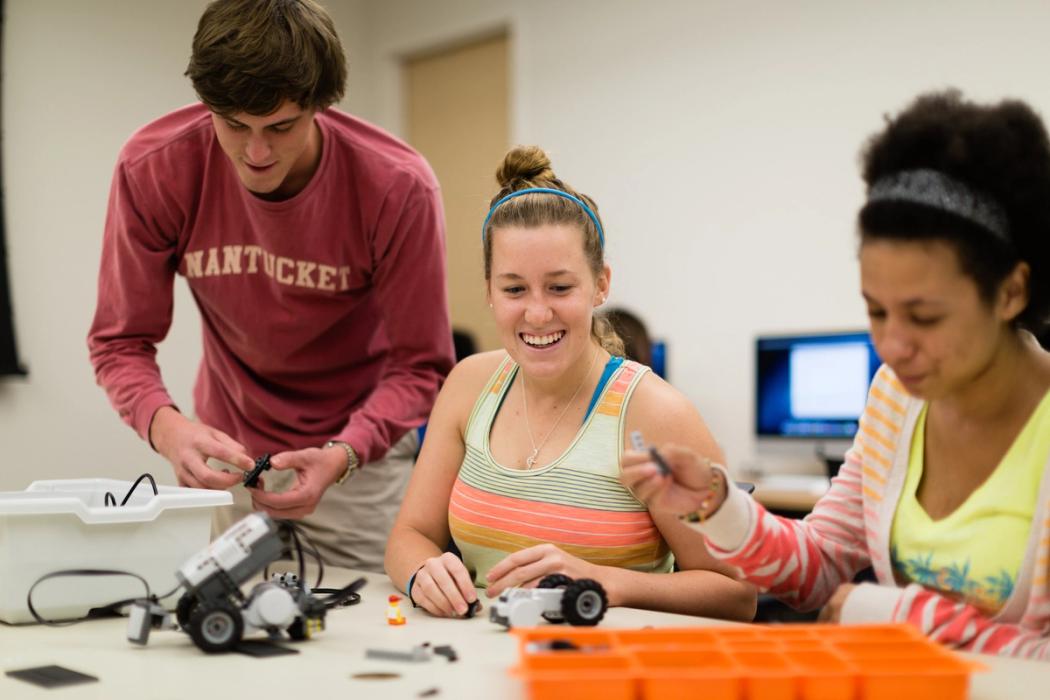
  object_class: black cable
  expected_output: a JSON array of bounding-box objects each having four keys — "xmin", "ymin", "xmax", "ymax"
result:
[
  {"xmin": 267, "ymin": 520, "xmax": 305, "ymax": 585},
  {"xmin": 102, "ymin": 472, "xmax": 159, "ymax": 508},
  {"xmin": 26, "ymin": 569, "xmax": 151, "ymax": 627},
  {"xmin": 294, "ymin": 525, "xmax": 325, "ymax": 589},
  {"xmin": 314, "ymin": 577, "xmax": 366, "ymax": 609},
  {"xmin": 154, "ymin": 581, "xmax": 184, "ymax": 602},
  {"xmin": 119, "ymin": 473, "xmax": 159, "ymax": 506},
  {"xmin": 275, "ymin": 521, "xmax": 325, "ymax": 589},
  {"xmin": 290, "ymin": 522, "xmax": 306, "ymax": 583},
  {"xmin": 314, "ymin": 577, "xmax": 367, "ymax": 610},
  {"xmin": 312, "ymin": 590, "xmax": 361, "ymax": 607}
]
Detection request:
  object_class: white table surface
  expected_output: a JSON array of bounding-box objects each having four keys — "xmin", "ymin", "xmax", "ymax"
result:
[{"xmin": 1, "ymin": 568, "xmax": 1046, "ymax": 699}]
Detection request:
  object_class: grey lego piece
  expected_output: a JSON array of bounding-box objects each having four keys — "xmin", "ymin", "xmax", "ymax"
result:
[{"xmin": 364, "ymin": 645, "xmax": 432, "ymax": 663}]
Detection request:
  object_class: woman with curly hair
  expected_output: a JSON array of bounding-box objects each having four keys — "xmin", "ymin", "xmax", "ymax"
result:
[
  {"xmin": 624, "ymin": 90, "xmax": 1050, "ymax": 659},
  {"xmin": 384, "ymin": 145, "xmax": 756, "ymax": 622}
]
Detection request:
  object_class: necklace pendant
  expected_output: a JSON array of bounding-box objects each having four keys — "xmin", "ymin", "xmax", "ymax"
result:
[{"xmin": 526, "ymin": 449, "xmax": 539, "ymax": 469}]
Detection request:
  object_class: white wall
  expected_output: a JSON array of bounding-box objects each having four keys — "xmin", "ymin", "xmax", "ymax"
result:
[
  {"xmin": 355, "ymin": 0, "xmax": 1050, "ymax": 473},
  {"xmin": 0, "ymin": 0, "xmax": 367, "ymax": 490},
  {"xmin": 3, "ymin": 0, "xmax": 1050, "ymax": 491}
]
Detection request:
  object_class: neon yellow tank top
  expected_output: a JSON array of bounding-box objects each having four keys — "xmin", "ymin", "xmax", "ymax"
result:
[{"xmin": 891, "ymin": 388, "xmax": 1050, "ymax": 614}]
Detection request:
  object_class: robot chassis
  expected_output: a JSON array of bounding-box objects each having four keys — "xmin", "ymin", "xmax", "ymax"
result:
[
  {"xmin": 128, "ymin": 513, "xmax": 353, "ymax": 653},
  {"xmin": 489, "ymin": 575, "xmax": 608, "ymax": 629}
]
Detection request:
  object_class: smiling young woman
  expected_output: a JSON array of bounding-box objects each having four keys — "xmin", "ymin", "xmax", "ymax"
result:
[{"xmin": 384, "ymin": 146, "xmax": 756, "ymax": 622}]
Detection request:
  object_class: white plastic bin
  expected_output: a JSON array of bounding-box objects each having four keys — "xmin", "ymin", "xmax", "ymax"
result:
[{"xmin": 0, "ymin": 478, "xmax": 232, "ymax": 624}]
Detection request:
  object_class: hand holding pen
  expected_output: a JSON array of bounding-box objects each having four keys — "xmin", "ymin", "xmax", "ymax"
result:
[{"xmin": 622, "ymin": 431, "xmax": 729, "ymax": 520}]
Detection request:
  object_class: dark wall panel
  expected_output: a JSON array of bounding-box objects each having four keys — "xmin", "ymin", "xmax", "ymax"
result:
[{"xmin": 0, "ymin": 0, "xmax": 26, "ymax": 376}]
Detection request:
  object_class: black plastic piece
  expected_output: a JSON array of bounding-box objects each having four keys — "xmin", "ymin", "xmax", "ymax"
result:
[
  {"xmin": 175, "ymin": 594, "xmax": 197, "ymax": 628},
  {"xmin": 537, "ymin": 574, "xmax": 573, "ymax": 589},
  {"xmin": 243, "ymin": 454, "xmax": 272, "ymax": 489},
  {"xmin": 432, "ymin": 644, "xmax": 458, "ymax": 662},
  {"xmin": 234, "ymin": 640, "xmax": 299, "ymax": 657},
  {"xmin": 5, "ymin": 665, "xmax": 98, "ymax": 688},
  {"xmin": 538, "ymin": 574, "xmax": 574, "ymax": 623}
]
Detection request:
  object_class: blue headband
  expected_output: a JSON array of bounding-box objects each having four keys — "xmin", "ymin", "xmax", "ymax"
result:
[{"xmin": 480, "ymin": 187, "xmax": 605, "ymax": 247}]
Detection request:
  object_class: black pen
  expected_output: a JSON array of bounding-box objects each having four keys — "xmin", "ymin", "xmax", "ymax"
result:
[
  {"xmin": 648, "ymin": 446, "xmax": 671, "ymax": 477},
  {"xmin": 629, "ymin": 430, "xmax": 671, "ymax": 476}
]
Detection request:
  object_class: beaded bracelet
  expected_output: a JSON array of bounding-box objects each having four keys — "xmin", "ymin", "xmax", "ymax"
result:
[{"xmin": 678, "ymin": 461, "xmax": 725, "ymax": 524}]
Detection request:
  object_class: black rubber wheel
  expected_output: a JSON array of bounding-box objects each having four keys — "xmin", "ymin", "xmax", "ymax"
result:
[
  {"xmin": 175, "ymin": 594, "xmax": 197, "ymax": 629},
  {"xmin": 188, "ymin": 602, "xmax": 244, "ymax": 653},
  {"xmin": 560, "ymin": 579, "xmax": 607, "ymax": 626},
  {"xmin": 539, "ymin": 574, "xmax": 575, "ymax": 623},
  {"xmin": 287, "ymin": 618, "xmax": 308, "ymax": 641}
]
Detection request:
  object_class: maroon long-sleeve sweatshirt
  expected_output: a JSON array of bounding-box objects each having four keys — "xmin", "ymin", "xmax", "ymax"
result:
[{"xmin": 88, "ymin": 103, "xmax": 454, "ymax": 462}]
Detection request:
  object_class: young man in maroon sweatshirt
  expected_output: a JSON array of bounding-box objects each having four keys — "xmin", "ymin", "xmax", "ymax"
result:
[{"xmin": 87, "ymin": 0, "xmax": 454, "ymax": 571}]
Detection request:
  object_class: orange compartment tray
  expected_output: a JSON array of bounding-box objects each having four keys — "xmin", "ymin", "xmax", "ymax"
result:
[{"xmin": 510, "ymin": 623, "xmax": 983, "ymax": 700}]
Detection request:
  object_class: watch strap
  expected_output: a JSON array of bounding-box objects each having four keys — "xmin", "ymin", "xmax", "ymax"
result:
[{"xmin": 324, "ymin": 440, "xmax": 360, "ymax": 485}]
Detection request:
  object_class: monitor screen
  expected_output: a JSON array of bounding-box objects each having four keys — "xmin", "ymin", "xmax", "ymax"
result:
[
  {"xmin": 650, "ymin": 340, "xmax": 667, "ymax": 380},
  {"xmin": 756, "ymin": 331, "xmax": 881, "ymax": 439}
]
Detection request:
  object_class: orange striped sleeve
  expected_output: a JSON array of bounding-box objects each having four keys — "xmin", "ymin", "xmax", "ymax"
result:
[
  {"xmin": 860, "ymin": 423, "xmax": 895, "ymax": 452},
  {"xmin": 864, "ymin": 404, "xmax": 901, "ymax": 437},
  {"xmin": 869, "ymin": 384, "xmax": 906, "ymax": 416}
]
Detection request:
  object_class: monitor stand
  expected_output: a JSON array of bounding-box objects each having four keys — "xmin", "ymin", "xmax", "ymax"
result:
[
  {"xmin": 745, "ymin": 438, "xmax": 850, "ymax": 479},
  {"xmin": 744, "ymin": 439, "xmax": 841, "ymax": 515}
]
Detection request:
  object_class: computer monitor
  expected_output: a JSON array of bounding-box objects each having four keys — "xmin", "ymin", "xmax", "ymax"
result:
[
  {"xmin": 650, "ymin": 340, "xmax": 667, "ymax": 381},
  {"xmin": 755, "ymin": 331, "xmax": 881, "ymax": 442}
]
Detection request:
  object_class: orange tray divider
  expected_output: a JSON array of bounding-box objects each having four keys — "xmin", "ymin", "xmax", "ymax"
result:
[{"xmin": 510, "ymin": 623, "xmax": 983, "ymax": 700}]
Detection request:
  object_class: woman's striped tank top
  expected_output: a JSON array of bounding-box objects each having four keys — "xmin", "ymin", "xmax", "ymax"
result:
[{"xmin": 448, "ymin": 355, "xmax": 673, "ymax": 587}]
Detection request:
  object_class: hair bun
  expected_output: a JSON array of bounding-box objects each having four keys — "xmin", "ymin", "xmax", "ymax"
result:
[{"xmin": 496, "ymin": 145, "xmax": 554, "ymax": 188}]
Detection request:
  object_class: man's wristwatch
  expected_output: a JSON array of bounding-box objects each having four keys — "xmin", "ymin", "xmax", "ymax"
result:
[{"xmin": 324, "ymin": 440, "xmax": 361, "ymax": 485}]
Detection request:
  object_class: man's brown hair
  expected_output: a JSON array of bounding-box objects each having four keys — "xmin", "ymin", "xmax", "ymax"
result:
[{"xmin": 186, "ymin": 0, "xmax": 347, "ymax": 116}]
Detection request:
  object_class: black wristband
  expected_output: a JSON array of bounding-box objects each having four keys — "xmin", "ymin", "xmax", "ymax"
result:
[{"xmin": 406, "ymin": 563, "xmax": 426, "ymax": 608}]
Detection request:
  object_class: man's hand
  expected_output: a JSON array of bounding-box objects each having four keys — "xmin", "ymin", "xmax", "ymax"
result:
[
  {"xmin": 817, "ymin": 583, "xmax": 856, "ymax": 624},
  {"xmin": 409, "ymin": 552, "xmax": 479, "ymax": 618},
  {"xmin": 149, "ymin": 406, "xmax": 253, "ymax": 489},
  {"xmin": 620, "ymin": 443, "xmax": 726, "ymax": 518},
  {"xmin": 248, "ymin": 444, "xmax": 347, "ymax": 519},
  {"xmin": 485, "ymin": 544, "xmax": 601, "ymax": 599}
]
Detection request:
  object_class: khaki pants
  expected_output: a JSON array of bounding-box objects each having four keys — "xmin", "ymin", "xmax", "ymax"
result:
[{"xmin": 211, "ymin": 431, "xmax": 418, "ymax": 573}]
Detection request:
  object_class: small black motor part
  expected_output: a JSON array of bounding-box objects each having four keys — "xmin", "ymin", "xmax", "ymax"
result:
[{"xmin": 243, "ymin": 454, "xmax": 272, "ymax": 489}]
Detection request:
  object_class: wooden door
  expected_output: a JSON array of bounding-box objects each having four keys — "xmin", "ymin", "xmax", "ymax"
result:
[{"xmin": 404, "ymin": 32, "xmax": 509, "ymax": 353}]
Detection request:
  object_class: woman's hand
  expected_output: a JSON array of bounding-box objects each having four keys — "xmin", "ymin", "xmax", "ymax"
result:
[
  {"xmin": 486, "ymin": 544, "xmax": 601, "ymax": 598},
  {"xmin": 817, "ymin": 583, "xmax": 856, "ymax": 623},
  {"xmin": 621, "ymin": 443, "xmax": 726, "ymax": 518},
  {"xmin": 409, "ymin": 552, "xmax": 480, "ymax": 618}
]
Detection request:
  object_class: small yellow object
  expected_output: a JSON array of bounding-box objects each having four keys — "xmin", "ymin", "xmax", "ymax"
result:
[
  {"xmin": 387, "ymin": 594, "xmax": 406, "ymax": 625},
  {"xmin": 305, "ymin": 617, "xmax": 324, "ymax": 638}
]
